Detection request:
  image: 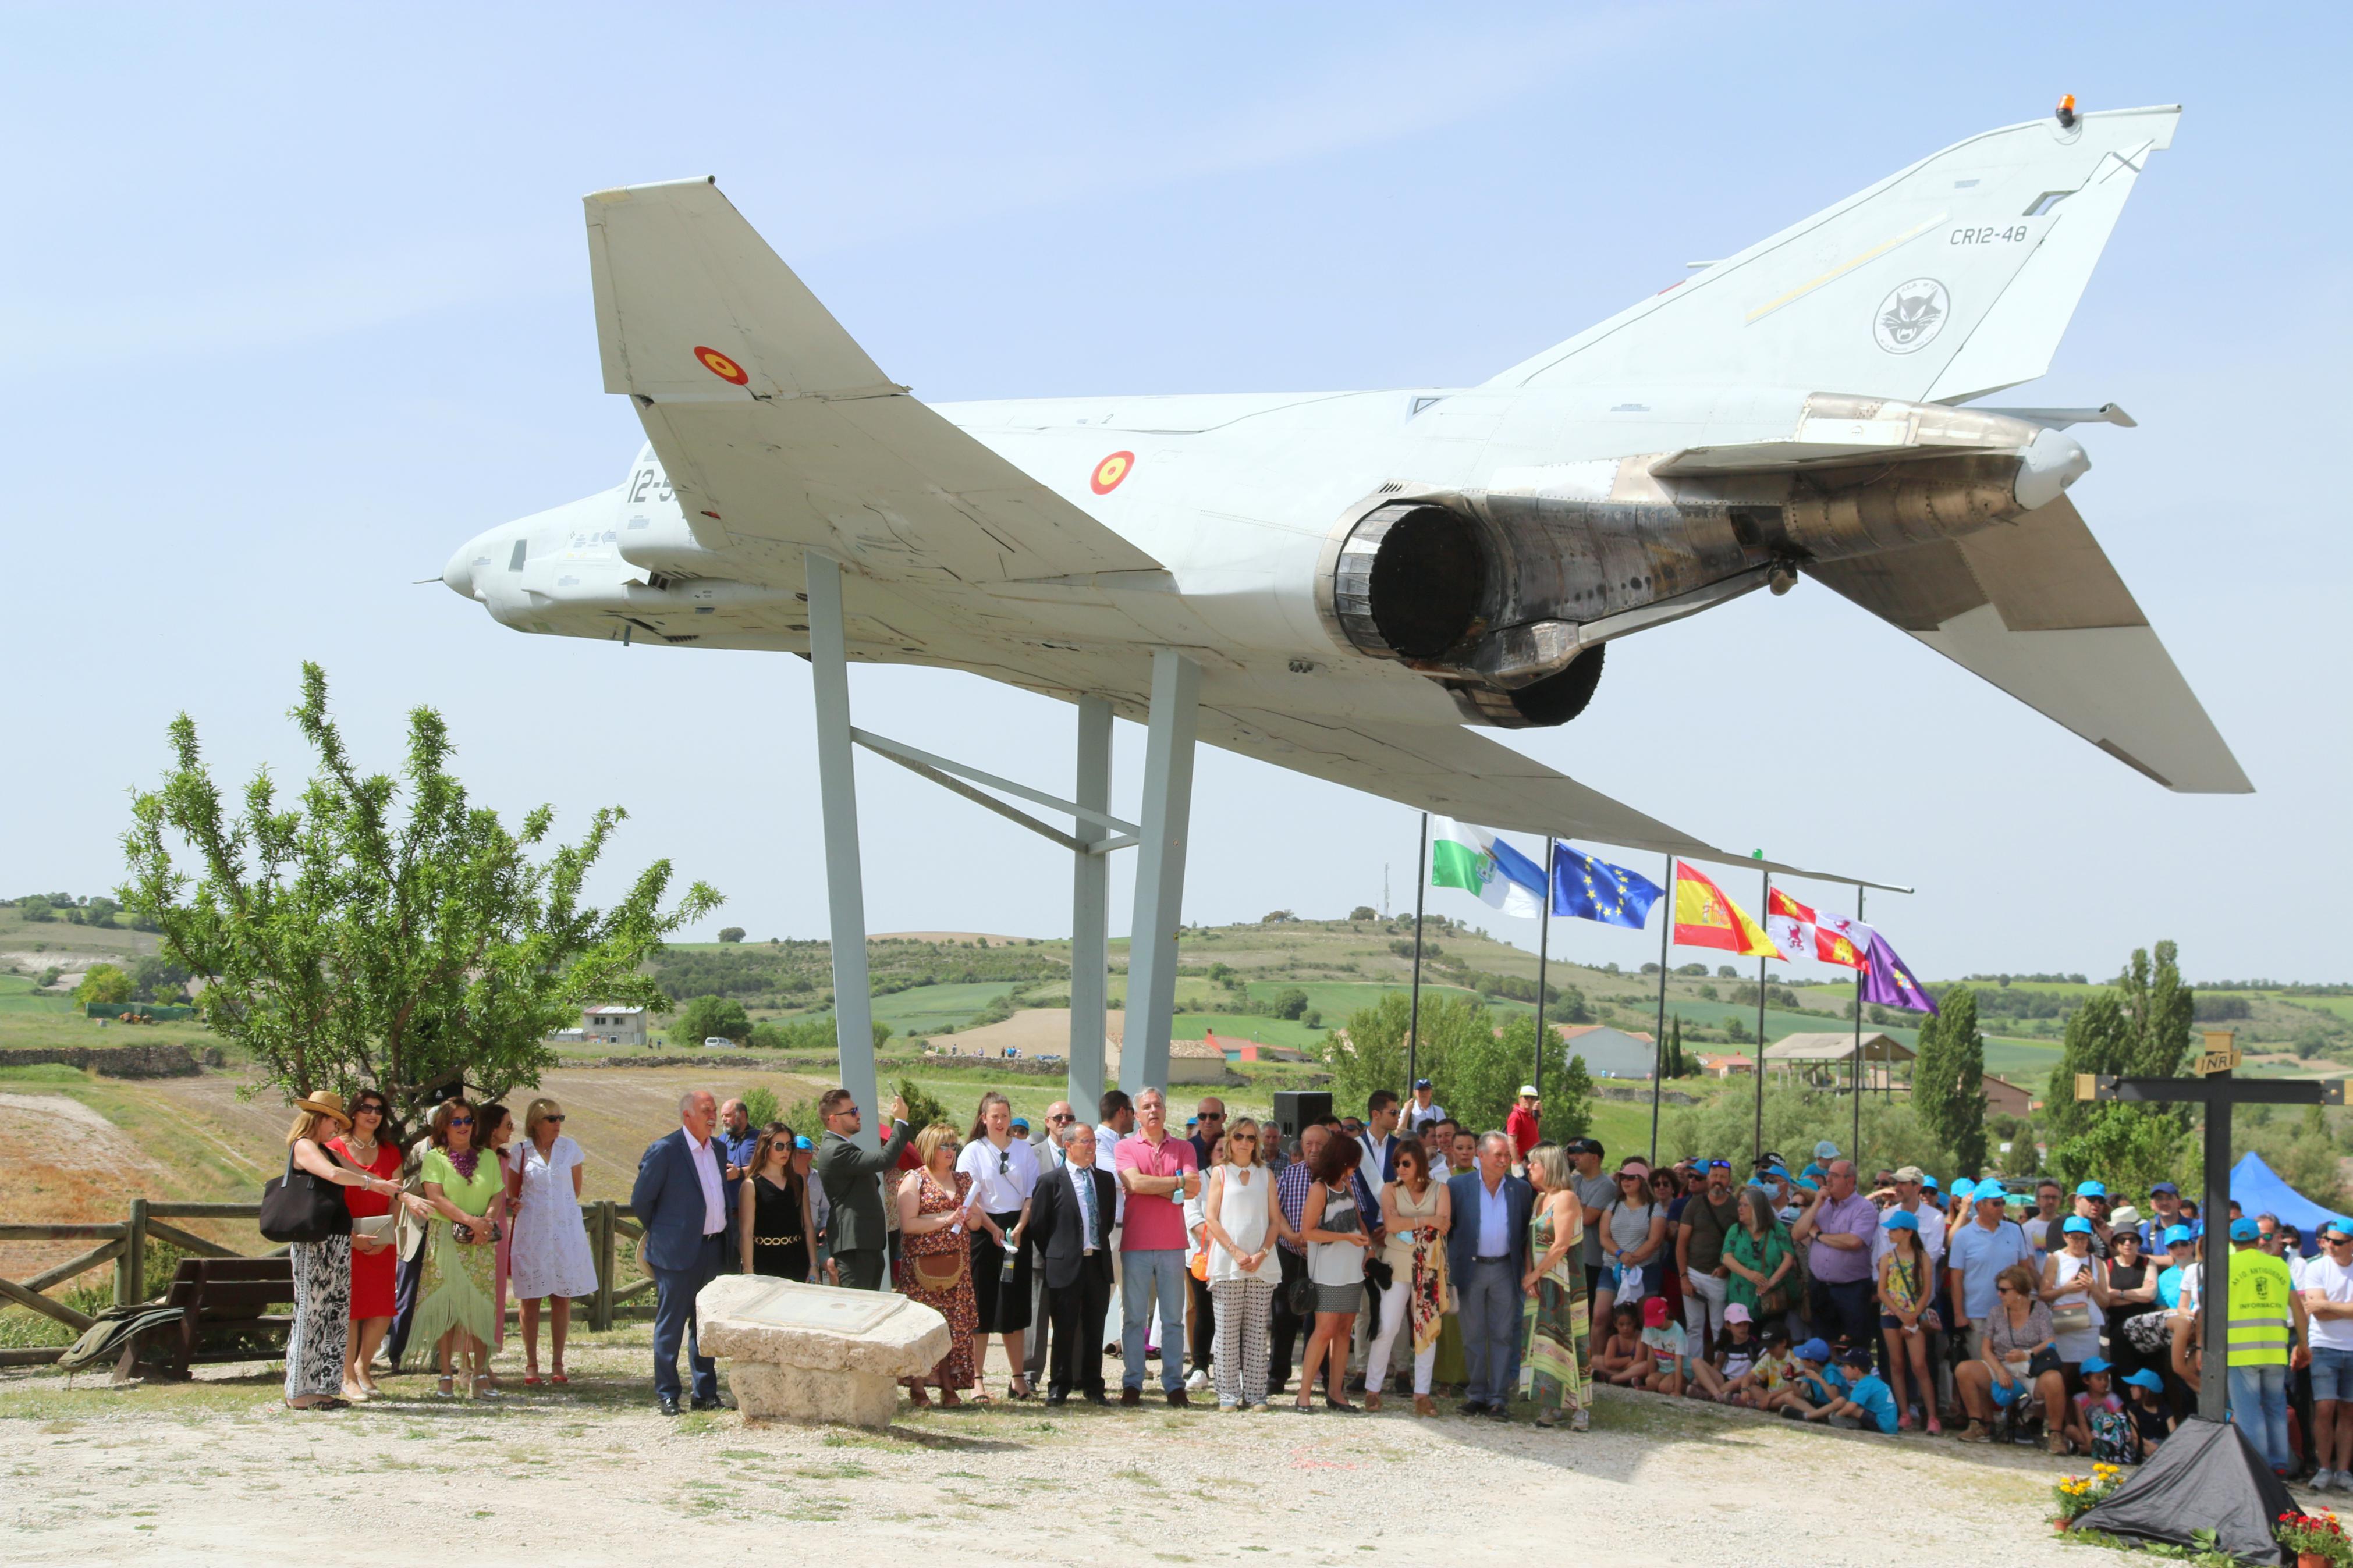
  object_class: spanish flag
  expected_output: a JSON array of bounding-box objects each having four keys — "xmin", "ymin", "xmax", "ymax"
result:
[{"xmin": 1672, "ymin": 861, "xmax": 1783, "ymax": 958}]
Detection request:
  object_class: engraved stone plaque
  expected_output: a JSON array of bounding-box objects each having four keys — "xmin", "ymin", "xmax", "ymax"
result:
[{"xmin": 730, "ymin": 1280, "xmax": 902, "ymax": 1336}]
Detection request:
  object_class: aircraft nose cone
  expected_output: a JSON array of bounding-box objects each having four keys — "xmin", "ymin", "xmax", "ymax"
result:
[{"xmin": 442, "ymin": 539, "xmax": 486, "ymax": 599}]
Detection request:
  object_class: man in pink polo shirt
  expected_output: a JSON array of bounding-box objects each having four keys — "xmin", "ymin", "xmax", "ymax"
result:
[{"xmin": 1115, "ymin": 1086, "xmax": 1198, "ymax": 1406}]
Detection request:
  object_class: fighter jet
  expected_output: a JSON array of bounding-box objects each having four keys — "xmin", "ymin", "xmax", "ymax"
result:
[{"xmin": 443, "ymin": 98, "xmax": 2246, "ymax": 854}]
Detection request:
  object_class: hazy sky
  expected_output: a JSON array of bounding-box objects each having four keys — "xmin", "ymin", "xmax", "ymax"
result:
[{"xmin": 6, "ymin": 5, "xmax": 2346, "ymax": 984}]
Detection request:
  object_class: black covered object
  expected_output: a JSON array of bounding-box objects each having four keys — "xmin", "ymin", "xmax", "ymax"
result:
[
  {"xmin": 1272, "ymin": 1091, "xmax": 1331, "ymax": 1140},
  {"xmin": 2070, "ymin": 1417, "xmax": 2292, "ymax": 1565}
]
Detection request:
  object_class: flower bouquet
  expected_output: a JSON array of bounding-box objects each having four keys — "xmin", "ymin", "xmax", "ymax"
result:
[
  {"xmin": 2278, "ymin": 1510, "xmax": 2350, "ymax": 1567},
  {"xmin": 2052, "ymin": 1464, "xmax": 2125, "ymax": 1527}
]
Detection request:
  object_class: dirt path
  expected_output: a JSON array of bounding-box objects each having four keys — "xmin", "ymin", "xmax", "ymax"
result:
[{"xmin": 1, "ymin": 1330, "xmax": 2085, "ymax": 1567}]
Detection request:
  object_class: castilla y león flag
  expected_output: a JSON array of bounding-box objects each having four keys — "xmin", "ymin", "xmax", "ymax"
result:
[
  {"xmin": 1766, "ymin": 888, "xmax": 1873, "ymax": 969},
  {"xmin": 1672, "ymin": 862, "xmax": 1782, "ymax": 958}
]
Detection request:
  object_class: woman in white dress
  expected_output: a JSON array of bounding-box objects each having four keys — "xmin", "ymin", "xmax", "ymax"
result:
[{"xmin": 508, "ymin": 1097, "xmax": 599, "ymax": 1384}]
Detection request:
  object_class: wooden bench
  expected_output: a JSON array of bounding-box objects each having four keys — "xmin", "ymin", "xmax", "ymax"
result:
[{"xmin": 145, "ymin": 1257, "xmax": 296, "ymax": 1380}]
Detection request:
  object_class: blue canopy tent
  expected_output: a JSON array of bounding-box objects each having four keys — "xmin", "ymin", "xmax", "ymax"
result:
[{"xmin": 2229, "ymin": 1150, "xmax": 2341, "ymax": 1258}]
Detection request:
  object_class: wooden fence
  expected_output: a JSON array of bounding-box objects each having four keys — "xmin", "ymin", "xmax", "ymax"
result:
[{"xmin": 0, "ymin": 1199, "xmax": 655, "ymax": 1368}]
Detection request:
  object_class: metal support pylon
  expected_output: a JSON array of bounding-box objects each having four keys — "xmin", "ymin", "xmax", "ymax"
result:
[{"xmin": 1119, "ymin": 649, "xmax": 1198, "ymax": 1096}]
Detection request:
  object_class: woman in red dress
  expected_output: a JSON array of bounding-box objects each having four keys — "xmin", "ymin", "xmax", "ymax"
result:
[
  {"xmin": 328, "ymin": 1090, "xmax": 403, "ymax": 1400},
  {"xmin": 895, "ymin": 1123, "xmax": 982, "ymax": 1408}
]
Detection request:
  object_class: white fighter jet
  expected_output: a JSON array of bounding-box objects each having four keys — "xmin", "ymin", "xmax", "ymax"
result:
[{"xmin": 439, "ymin": 99, "xmax": 2246, "ymax": 1100}]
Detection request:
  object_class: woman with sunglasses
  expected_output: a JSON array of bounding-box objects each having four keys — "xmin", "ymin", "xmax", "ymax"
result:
[
  {"xmin": 740, "ymin": 1123, "xmax": 819, "ymax": 1282},
  {"xmin": 327, "ymin": 1090, "xmax": 403, "ymax": 1400},
  {"xmin": 411, "ymin": 1097, "xmax": 509, "ymax": 1398},
  {"xmin": 1955, "ymin": 1261, "xmax": 2068, "ymax": 1445},
  {"xmin": 1592, "ymin": 1160, "xmax": 1667, "ymax": 1331},
  {"xmin": 510, "ymin": 1097, "xmax": 598, "ymax": 1385},
  {"xmin": 956, "ymin": 1091, "xmax": 1039, "ymax": 1399}
]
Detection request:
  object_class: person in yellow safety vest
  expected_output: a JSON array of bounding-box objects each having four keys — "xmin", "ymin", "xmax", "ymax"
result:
[{"xmin": 2226, "ymin": 1215, "xmax": 2307, "ymax": 1476}]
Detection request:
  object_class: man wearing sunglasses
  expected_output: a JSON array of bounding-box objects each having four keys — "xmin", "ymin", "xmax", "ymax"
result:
[
  {"xmin": 2302, "ymin": 1219, "xmax": 2353, "ymax": 1489},
  {"xmin": 1190, "ymin": 1099, "xmax": 1226, "ymax": 1169},
  {"xmin": 813, "ymin": 1088, "xmax": 914, "ymax": 1292}
]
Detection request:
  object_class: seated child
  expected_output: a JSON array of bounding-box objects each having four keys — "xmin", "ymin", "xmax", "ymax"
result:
[
  {"xmin": 2066, "ymin": 1357, "xmax": 2132, "ymax": 1463},
  {"xmin": 1826, "ymin": 1345, "xmax": 1899, "ymax": 1434},
  {"xmin": 1726, "ymin": 1322, "xmax": 1791, "ymax": 1410},
  {"xmin": 1593, "ymin": 1302, "xmax": 1648, "ymax": 1386},
  {"xmin": 2121, "ymin": 1367, "xmax": 2173, "ymax": 1460},
  {"xmin": 1641, "ymin": 1297, "xmax": 1688, "ymax": 1397},
  {"xmin": 1774, "ymin": 1336, "xmax": 1844, "ymax": 1420},
  {"xmin": 1712, "ymin": 1302, "xmax": 1759, "ymax": 1403}
]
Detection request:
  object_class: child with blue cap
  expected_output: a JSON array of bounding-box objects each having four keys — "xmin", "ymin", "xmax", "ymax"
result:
[
  {"xmin": 2122, "ymin": 1367, "xmax": 2173, "ymax": 1458},
  {"xmin": 1826, "ymin": 1343, "xmax": 1900, "ymax": 1434},
  {"xmin": 2065, "ymin": 1355, "xmax": 2131, "ymax": 1462}
]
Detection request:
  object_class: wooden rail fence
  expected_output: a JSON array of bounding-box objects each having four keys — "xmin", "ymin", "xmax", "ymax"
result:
[{"xmin": 1, "ymin": 1199, "xmax": 655, "ymax": 1368}]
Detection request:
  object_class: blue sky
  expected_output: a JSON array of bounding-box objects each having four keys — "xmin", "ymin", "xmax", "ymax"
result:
[{"xmin": 5, "ymin": 4, "xmax": 2347, "ymax": 983}]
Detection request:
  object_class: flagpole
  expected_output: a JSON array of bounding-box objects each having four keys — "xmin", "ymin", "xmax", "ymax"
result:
[
  {"xmin": 1651, "ymin": 855, "xmax": 1672, "ymax": 1165},
  {"xmin": 1852, "ymin": 886, "xmax": 1865, "ymax": 1168},
  {"xmin": 1755, "ymin": 865, "xmax": 1769, "ymax": 1169},
  {"xmin": 1534, "ymin": 837, "xmax": 1553, "ymax": 1103},
  {"xmin": 1408, "ymin": 812, "xmax": 1428, "ymax": 1089}
]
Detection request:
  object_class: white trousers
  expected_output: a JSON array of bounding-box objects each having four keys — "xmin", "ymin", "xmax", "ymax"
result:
[
  {"xmin": 1682, "ymin": 1268, "xmax": 1727, "ymax": 1354},
  {"xmin": 1363, "ymin": 1277, "xmax": 1437, "ymax": 1396}
]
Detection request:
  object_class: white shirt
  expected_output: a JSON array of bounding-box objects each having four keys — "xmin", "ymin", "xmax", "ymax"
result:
[
  {"xmin": 2305, "ymin": 1254, "xmax": 2353, "ymax": 1351},
  {"xmin": 1068, "ymin": 1161, "xmax": 1100, "ymax": 1254},
  {"xmin": 1359, "ymin": 1130, "xmax": 1395, "ymax": 1182},
  {"xmin": 1095, "ymin": 1122, "xmax": 1126, "ymax": 1224},
  {"xmin": 1475, "ymin": 1175, "xmax": 1510, "ymax": 1258},
  {"xmin": 686, "ymin": 1131, "xmax": 725, "ymax": 1235},
  {"xmin": 1405, "ymin": 1097, "xmax": 1446, "ymax": 1129},
  {"xmin": 1871, "ymin": 1199, "xmax": 1949, "ymax": 1268},
  {"xmin": 955, "ymin": 1135, "xmax": 1040, "ymax": 1213}
]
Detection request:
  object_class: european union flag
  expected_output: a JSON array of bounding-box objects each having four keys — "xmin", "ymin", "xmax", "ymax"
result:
[{"xmin": 1550, "ymin": 844, "xmax": 1663, "ymax": 929}]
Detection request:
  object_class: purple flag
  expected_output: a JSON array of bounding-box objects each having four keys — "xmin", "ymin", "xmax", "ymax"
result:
[{"xmin": 1862, "ymin": 931, "xmax": 1940, "ymax": 1015}]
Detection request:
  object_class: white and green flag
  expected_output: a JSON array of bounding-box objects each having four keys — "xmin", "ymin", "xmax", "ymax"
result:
[{"xmin": 1429, "ymin": 816, "xmax": 1548, "ymax": 918}]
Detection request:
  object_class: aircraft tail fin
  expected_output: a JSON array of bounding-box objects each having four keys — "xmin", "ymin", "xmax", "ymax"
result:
[
  {"xmin": 1804, "ymin": 496, "xmax": 2250, "ymax": 794},
  {"xmin": 1487, "ymin": 104, "xmax": 2178, "ymax": 405}
]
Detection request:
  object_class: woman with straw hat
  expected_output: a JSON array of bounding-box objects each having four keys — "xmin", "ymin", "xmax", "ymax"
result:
[{"xmin": 283, "ymin": 1091, "xmax": 418, "ymax": 1410}]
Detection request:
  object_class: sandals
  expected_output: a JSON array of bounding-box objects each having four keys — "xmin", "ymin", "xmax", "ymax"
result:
[
  {"xmin": 550, "ymin": 1373, "xmax": 570, "ymax": 1385},
  {"xmin": 435, "ymin": 1375, "xmax": 456, "ymax": 1398},
  {"xmin": 523, "ymin": 1374, "xmax": 544, "ymax": 1387}
]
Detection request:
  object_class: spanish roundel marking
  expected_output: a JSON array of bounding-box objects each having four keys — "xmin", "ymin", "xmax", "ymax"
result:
[
  {"xmin": 694, "ymin": 346, "xmax": 748, "ymax": 385},
  {"xmin": 1090, "ymin": 451, "xmax": 1135, "ymax": 495}
]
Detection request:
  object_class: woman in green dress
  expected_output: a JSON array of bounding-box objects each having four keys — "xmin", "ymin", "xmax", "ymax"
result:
[
  {"xmin": 411, "ymin": 1098, "xmax": 509, "ymax": 1398},
  {"xmin": 1520, "ymin": 1143, "xmax": 1589, "ymax": 1431},
  {"xmin": 1720, "ymin": 1183, "xmax": 1795, "ymax": 1326}
]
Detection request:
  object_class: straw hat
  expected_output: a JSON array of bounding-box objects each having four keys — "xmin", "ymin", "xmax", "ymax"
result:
[{"xmin": 292, "ymin": 1090, "xmax": 354, "ymax": 1132}]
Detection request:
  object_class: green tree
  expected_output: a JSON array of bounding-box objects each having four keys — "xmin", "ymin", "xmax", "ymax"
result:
[
  {"xmin": 2041, "ymin": 941, "xmax": 2194, "ymax": 1192},
  {"xmin": 17, "ymin": 894, "xmax": 55, "ymax": 923},
  {"xmin": 119, "ymin": 663, "xmax": 719, "ymax": 1135},
  {"xmin": 1327, "ymin": 991, "xmax": 1515, "ymax": 1134},
  {"xmin": 1348, "ymin": 905, "xmax": 1378, "ymax": 922},
  {"xmin": 129, "ymin": 954, "xmax": 190, "ymax": 1003},
  {"xmin": 675, "ymin": 994, "xmax": 752, "ymax": 1046},
  {"xmin": 74, "ymin": 963, "xmax": 133, "ymax": 1007},
  {"xmin": 740, "ymin": 1085, "xmax": 780, "ymax": 1128},
  {"xmin": 1914, "ymin": 986, "xmax": 1987, "ymax": 1175},
  {"xmin": 716, "ymin": 926, "xmax": 746, "ymax": 944},
  {"xmin": 1272, "ymin": 987, "xmax": 1310, "ymax": 1021}
]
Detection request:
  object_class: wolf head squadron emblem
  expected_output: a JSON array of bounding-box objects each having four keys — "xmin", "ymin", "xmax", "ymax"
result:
[{"xmin": 1873, "ymin": 278, "xmax": 1949, "ymax": 354}]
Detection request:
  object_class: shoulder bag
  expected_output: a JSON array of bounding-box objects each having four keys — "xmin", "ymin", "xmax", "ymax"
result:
[{"xmin": 260, "ymin": 1147, "xmax": 352, "ymax": 1245}]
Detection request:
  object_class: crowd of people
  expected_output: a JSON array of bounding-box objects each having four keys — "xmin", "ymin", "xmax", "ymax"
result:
[{"xmin": 272, "ymin": 1075, "xmax": 2345, "ymax": 1488}]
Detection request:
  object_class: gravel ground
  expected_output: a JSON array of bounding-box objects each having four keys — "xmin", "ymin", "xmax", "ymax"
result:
[{"xmin": 0, "ymin": 1328, "xmax": 2095, "ymax": 1566}]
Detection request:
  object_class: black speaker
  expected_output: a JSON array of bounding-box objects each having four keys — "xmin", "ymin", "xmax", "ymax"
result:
[{"xmin": 1272, "ymin": 1090, "xmax": 1332, "ymax": 1140}]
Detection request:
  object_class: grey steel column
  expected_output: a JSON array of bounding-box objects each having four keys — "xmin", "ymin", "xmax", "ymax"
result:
[
  {"xmin": 805, "ymin": 553, "xmax": 879, "ymax": 1150},
  {"xmin": 1119, "ymin": 649, "xmax": 1198, "ymax": 1095},
  {"xmin": 1067, "ymin": 695, "xmax": 1113, "ymax": 1115}
]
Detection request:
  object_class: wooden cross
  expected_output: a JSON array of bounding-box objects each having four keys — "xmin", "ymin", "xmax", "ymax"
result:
[{"xmin": 2075, "ymin": 1028, "xmax": 2344, "ymax": 1422}]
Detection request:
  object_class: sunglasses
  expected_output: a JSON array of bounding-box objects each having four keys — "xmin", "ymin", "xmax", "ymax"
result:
[
  {"xmin": 999, "ymin": 1150, "xmax": 1011, "ymax": 1175},
  {"xmin": 1199, "ymin": 1111, "xmax": 1225, "ymax": 1121},
  {"xmin": 449, "ymin": 1117, "xmax": 475, "ymax": 1127},
  {"xmin": 354, "ymin": 1104, "xmax": 385, "ymax": 1117},
  {"xmin": 1233, "ymin": 1133, "xmax": 1258, "ymax": 1143},
  {"xmin": 1047, "ymin": 1112, "xmax": 1074, "ymax": 1123},
  {"xmin": 544, "ymin": 1114, "xmax": 566, "ymax": 1123}
]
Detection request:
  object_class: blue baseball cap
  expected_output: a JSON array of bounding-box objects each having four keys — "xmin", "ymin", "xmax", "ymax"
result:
[
  {"xmin": 1009, "ymin": 1117, "xmax": 1030, "ymax": 1132},
  {"xmin": 2231, "ymin": 1217, "xmax": 2260, "ymax": 1243},
  {"xmin": 792, "ymin": 1135, "xmax": 812, "ymax": 1150},
  {"xmin": 1951, "ymin": 1178, "xmax": 1977, "ymax": 1199},
  {"xmin": 2075, "ymin": 1181, "xmax": 2107, "ymax": 1199},
  {"xmin": 1881, "ymin": 1209, "xmax": 1919, "ymax": 1232},
  {"xmin": 2063, "ymin": 1216, "xmax": 2093, "ymax": 1235},
  {"xmin": 2124, "ymin": 1369, "xmax": 2166, "ymax": 1392},
  {"xmin": 1922, "ymin": 1174, "xmax": 1940, "ymax": 1192},
  {"xmin": 1794, "ymin": 1338, "xmax": 1831, "ymax": 1364},
  {"xmin": 1794, "ymin": 1175, "xmax": 1820, "ymax": 1192},
  {"xmin": 2082, "ymin": 1356, "xmax": 2112, "ymax": 1375},
  {"xmin": 1815, "ymin": 1140, "xmax": 1840, "ymax": 1160},
  {"xmin": 2150, "ymin": 1182, "xmax": 2180, "ymax": 1197},
  {"xmin": 1839, "ymin": 1345, "xmax": 1873, "ymax": 1368},
  {"xmin": 2162, "ymin": 1224, "xmax": 2195, "ymax": 1246}
]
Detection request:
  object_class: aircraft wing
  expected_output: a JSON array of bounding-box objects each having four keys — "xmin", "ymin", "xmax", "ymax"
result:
[
  {"xmin": 1805, "ymin": 496, "xmax": 2251, "ymax": 793},
  {"xmin": 585, "ymin": 177, "xmax": 1163, "ymax": 584},
  {"xmin": 1198, "ymin": 704, "xmax": 1895, "ymax": 884}
]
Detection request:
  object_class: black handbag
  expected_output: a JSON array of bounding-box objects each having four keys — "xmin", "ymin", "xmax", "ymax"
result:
[
  {"xmin": 260, "ymin": 1148, "xmax": 352, "ymax": 1244},
  {"xmin": 2027, "ymin": 1346, "xmax": 2065, "ymax": 1379},
  {"xmin": 1364, "ymin": 1256, "xmax": 1394, "ymax": 1292}
]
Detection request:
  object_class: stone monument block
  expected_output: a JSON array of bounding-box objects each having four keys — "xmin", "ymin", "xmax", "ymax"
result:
[{"xmin": 697, "ymin": 1274, "xmax": 949, "ymax": 1428}]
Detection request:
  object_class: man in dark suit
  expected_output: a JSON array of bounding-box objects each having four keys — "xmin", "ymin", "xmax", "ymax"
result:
[
  {"xmin": 1446, "ymin": 1130, "xmax": 1534, "ymax": 1420},
  {"xmin": 1022, "ymin": 1100, "xmax": 1077, "ymax": 1392},
  {"xmin": 630, "ymin": 1088, "xmax": 730, "ymax": 1415},
  {"xmin": 1028, "ymin": 1119, "xmax": 1117, "ymax": 1405},
  {"xmin": 813, "ymin": 1087, "xmax": 911, "ymax": 1290}
]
